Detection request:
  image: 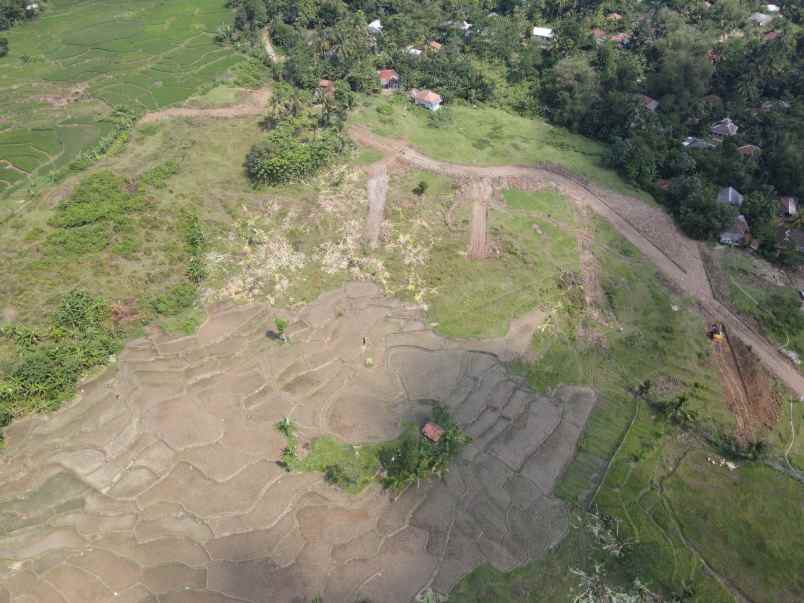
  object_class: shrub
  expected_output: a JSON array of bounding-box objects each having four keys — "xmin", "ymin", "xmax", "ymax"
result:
[
  {"xmin": 0, "ymin": 291, "xmax": 122, "ymax": 418},
  {"xmin": 149, "ymin": 283, "xmax": 198, "ymax": 316},
  {"xmin": 182, "ymin": 212, "xmax": 207, "ymax": 283},
  {"xmin": 46, "ymin": 171, "xmax": 146, "ymax": 257},
  {"xmin": 139, "ymin": 160, "xmax": 179, "ymax": 190},
  {"xmin": 245, "ymin": 126, "xmax": 345, "ymax": 185},
  {"xmin": 0, "ymin": 37, "xmax": 8, "ymax": 58},
  {"xmin": 427, "ymin": 107, "xmax": 453, "ymax": 128},
  {"xmin": 413, "ymin": 180, "xmax": 429, "ymax": 196}
]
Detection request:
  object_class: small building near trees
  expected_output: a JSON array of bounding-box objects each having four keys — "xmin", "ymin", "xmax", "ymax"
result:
[
  {"xmin": 750, "ymin": 13, "xmax": 774, "ymax": 27},
  {"xmin": 737, "ymin": 144, "xmax": 761, "ymax": 157},
  {"xmin": 410, "ymin": 89, "xmax": 443, "ymax": 111},
  {"xmin": 682, "ymin": 136, "xmax": 715, "ymax": 150},
  {"xmin": 711, "ymin": 117, "xmax": 738, "ymax": 137},
  {"xmin": 640, "ymin": 95, "xmax": 659, "ymax": 112},
  {"xmin": 368, "ymin": 19, "xmax": 383, "ymax": 34},
  {"xmin": 720, "ymin": 215, "xmax": 751, "ymax": 246},
  {"xmin": 532, "ymin": 26, "xmax": 554, "ymax": 40},
  {"xmin": 318, "ymin": 79, "xmax": 336, "ymax": 98},
  {"xmin": 779, "ymin": 196, "xmax": 799, "ymax": 218},
  {"xmin": 377, "ymin": 69, "xmax": 400, "ymax": 90},
  {"xmin": 718, "ymin": 186, "xmax": 744, "ymax": 207}
]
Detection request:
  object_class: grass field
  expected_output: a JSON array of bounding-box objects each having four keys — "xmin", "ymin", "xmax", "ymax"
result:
[
  {"xmin": 0, "ymin": 0, "xmax": 244, "ymax": 196},
  {"xmin": 350, "ymin": 95, "xmax": 652, "ymax": 201},
  {"xmin": 452, "ymin": 216, "xmax": 803, "ymax": 602}
]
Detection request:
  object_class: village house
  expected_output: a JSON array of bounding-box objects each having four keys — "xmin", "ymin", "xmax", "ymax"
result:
[
  {"xmin": 737, "ymin": 144, "xmax": 761, "ymax": 157},
  {"xmin": 720, "ymin": 215, "xmax": 751, "ymax": 246},
  {"xmin": 406, "ymin": 46, "xmax": 423, "ymax": 57},
  {"xmin": 779, "ymin": 196, "xmax": 799, "ymax": 218},
  {"xmin": 655, "ymin": 179, "xmax": 671, "ymax": 191},
  {"xmin": 766, "ymin": 4, "xmax": 780, "ymax": 13},
  {"xmin": 765, "ymin": 31, "xmax": 781, "ymax": 41},
  {"xmin": 711, "ymin": 117, "xmax": 738, "ymax": 137},
  {"xmin": 778, "ymin": 227, "xmax": 804, "ymax": 254},
  {"xmin": 317, "ymin": 79, "xmax": 336, "ymax": 98},
  {"xmin": 368, "ymin": 19, "xmax": 383, "ymax": 34},
  {"xmin": 640, "ymin": 95, "xmax": 659, "ymax": 112},
  {"xmin": 608, "ymin": 32, "xmax": 630, "ymax": 46},
  {"xmin": 377, "ymin": 69, "xmax": 400, "ymax": 90},
  {"xmin": 682, "ymin": 136, "xmax": 715, "ymax": 150},
  {"xmin": 410, "ymin": 89, "xmax": 442, "ymax": 111},
  {"xmin": 591, "ymin": 28, "xmax": 607, "ymax": 41},
  {"xmin": 750, "ymin": 12, "xmax": 774, "ymax": 27},
  {"xmin": 532, "ymin": 26, "xmax": 554, "ymax": 40},
  {"xmin": 606, "ymin": 12, "xmax": 623, "ymax": 21},
  {"xmin": 428, "ymin": 40, "xmax": 442, "ymax": 52},
  {"xmin": 717, "ymin": 186, "xmax": 744, "ymax": 207}
]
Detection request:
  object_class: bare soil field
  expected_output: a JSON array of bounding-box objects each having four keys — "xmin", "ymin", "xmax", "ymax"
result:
[{"xmin": 0, "ymin": 283, "xmax": 596, "ymax": 602}]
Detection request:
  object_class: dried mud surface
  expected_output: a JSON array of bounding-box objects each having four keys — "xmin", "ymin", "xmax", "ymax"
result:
[{"xmin": 0, "ymin": 283, "xmax": 596, "ymax": 603}]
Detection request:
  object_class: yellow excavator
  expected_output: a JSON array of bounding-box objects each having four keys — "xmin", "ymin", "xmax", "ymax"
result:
[{"xmin": 707, "ymin": 322, "xmax": 725, "ymax": 343}]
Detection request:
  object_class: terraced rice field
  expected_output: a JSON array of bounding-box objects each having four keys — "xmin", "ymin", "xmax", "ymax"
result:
[{"xmin": 0, "ymin": 0, "xmax": 243, "ymax": 194}]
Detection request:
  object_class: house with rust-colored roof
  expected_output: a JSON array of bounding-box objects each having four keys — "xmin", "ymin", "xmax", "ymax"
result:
[
  {"xmin": 737, "ymin": 144, "xmax": 761, "ymax": 158},
  {"xmin": 640, "ymin": 95, "xmax": 659, "ymax": 112},
  {"xmin": 410, "ymin": 89, "xmax": 443, "ymax": 111},
  {"xmin": 318, "ymin": 79, "xmax": 336, "ymax": 98},
  {"xmin": 377, "ymin": 69, "xmax": 400, "ymax": 90}
]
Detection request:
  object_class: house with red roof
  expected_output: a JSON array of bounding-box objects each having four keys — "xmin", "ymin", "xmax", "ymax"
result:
[
  {"xmin": 409, "ymin": 89, "xmax": 443, "ymax": 111},
  {"xmin": 377, "ymin": 69, "xmax": 400, "ymax": 90}
]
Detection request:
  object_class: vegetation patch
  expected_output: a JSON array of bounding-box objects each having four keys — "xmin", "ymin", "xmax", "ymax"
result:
[
  {"xmin": 0, "ymin": 291, "xmax": 122, "ymax": 422},
  {"xmin": 275, "ymin": 406, "xmax": 469, "ymax": 495}
]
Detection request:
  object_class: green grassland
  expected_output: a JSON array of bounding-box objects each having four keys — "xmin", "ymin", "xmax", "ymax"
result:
[
  {"xmin": 0, "ymin": 0, "xmax": 244, "ymax": 196},
  {"xmin": 452, "ymin": 216, "xmax": 803, "ymax": 602},
  {"xmin": 350, "ymin": 95, "xmax": 652, "ymax": 201}
]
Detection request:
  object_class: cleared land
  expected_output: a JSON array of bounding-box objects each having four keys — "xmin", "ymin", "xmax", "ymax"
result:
[
  {"xmin": 0, "ymin": 0, "xmax": 245, "ymax": 196},
  {"xmin": 0, "ymin": 283, "xmax": 598, "ymax": 602}
]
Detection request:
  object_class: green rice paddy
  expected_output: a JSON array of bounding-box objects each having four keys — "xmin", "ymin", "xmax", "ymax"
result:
[{"xmin": 0, "ymin": 0, "xmax": 243, "ymax": 195}]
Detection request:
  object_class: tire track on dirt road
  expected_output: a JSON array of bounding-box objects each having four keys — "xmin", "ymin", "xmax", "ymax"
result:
[{"xmin": 349, "ymin": 125, "xmax": 804, "ymax": 396}]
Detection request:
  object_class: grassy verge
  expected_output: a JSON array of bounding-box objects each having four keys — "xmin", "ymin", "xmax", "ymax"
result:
[{"xmin": 349, "ymin": 95, "xmax": 652, "ymax": 201}]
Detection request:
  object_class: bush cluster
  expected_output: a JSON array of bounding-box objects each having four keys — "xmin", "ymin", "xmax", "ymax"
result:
[
  {"xmin": 0, "ymin": 291, "xmax": 122, "ymax": 423},
  {"xmin": 45, "ymin": 171, "xmax": 146, "ymax": 257},
  {"xmin": 378, "ymin": 405, "xmax": 470, "ymax": 491},
  {"xmin": 182, "ymin": 211, "xmax": 207, "ymax": 284},
  {"xmin": 245, "ymin": 125, "xmax": 345, "ymax": 185}
]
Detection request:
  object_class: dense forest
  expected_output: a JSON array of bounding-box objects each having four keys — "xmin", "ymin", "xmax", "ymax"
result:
[{"xmin": 226, "ymin": 0, "xmax": 804, "ymax": 262}]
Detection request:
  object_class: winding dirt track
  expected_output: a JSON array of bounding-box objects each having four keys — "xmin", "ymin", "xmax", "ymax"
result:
[
  {"xmin": 140, "ymin": 88, "xmax": 271, "ymax": 124},
  {"xmin": 349, "ymin": 125, "xmax": 804, "ymax": 396}
]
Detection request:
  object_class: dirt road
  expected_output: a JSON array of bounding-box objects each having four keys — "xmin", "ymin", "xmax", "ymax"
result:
[
  {"xmin": 140, "ymin": 87, "xmax": 271, "ymax": 123},
  {"xmin": 365, "ymin": 160, "xmax": 390, "ymax": 248},
  {"xmin": 349, "ymin": 125, "xmax": 804, "ymax": 396}
]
